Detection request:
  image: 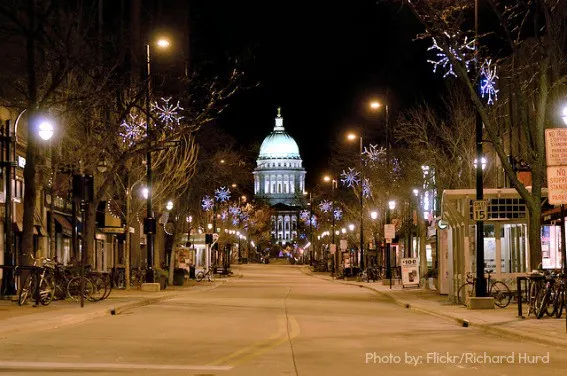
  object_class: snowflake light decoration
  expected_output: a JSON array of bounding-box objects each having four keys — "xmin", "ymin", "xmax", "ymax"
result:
[
  {"xmin": 220, "ymin": 210, "xmax": 228, "ymax": 221},
  {"xmin": 341, "ymin": 167, "xmax": 360, "ymax": 187},
  {"xmin": 480, "ymin": 59, "xmax": 499, "ymax": 105},
  {"xmin": 214, "ymin": 186, "xmax": 231, "ymax": 202},
  {"xmin": 119, "ymin": 113, "xmax": 145, "ymax": 145},
  {"xmin": 363, "ymin": 144, "xmax": 386, "ymax": 163},
  {"xmin": 333, "ymin": 208, "xmax": 343, "ymax": 221},
  {"xmin": 362, "ymin": 178, "xmax": 371, "ymax": 198},
  {"xmin": 201, "ymin": 195, "xmax": 214, "ymax": 211},
  {"xmin": 306, "ymin": 215, "xmax": 318, "ymax": 228},
  {"xmin": 229, "ymin": 204, "xmax": 241, "ymax": 216},
  {"xmin": 300, "ymin": 210, "xmax": 310, "ymax": 222},
  {"xmin": 428, "ymin": 33, "xmax": 475, "ymax": 78},
  {"xmin": 151, "ymin": 97, "xmax": 184, "ymax": 129},
  {"xmin": 299, "ymin": 233, "xmax": 307, "ymax": 240},
  {"xmin": 231, "ymin": 217, "xmax": 239, "ymax": 226},
  {"xmin": 319, "ymin": 200, "xmax": 333, "ymax": 213}
]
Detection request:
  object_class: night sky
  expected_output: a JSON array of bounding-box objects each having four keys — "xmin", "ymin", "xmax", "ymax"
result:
[{"xmin": 189, "ymin": 1, "xmax": 444, "ymax": 186}]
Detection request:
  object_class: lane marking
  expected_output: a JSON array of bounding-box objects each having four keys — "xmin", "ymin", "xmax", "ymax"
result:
[
  {"xmin": 0, "ymin": 361, "xmax": 231, "ymax": 371},
  {"xmin": 229, "ymin": 315, "xmax": 300, "ymax": 366},
  {"xmin": 207, "ymin": 314, "xmax": 287, "ymax": 366}
]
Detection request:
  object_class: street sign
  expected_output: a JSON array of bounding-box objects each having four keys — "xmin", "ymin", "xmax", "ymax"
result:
[
  {"xmin": 545, "ymin": 129, "xmax": 567, "ymax": 166},
  {"xmin": 472, "ymin": 200, "xmax": 487, "ymax": 221},
  {"xmin": 384, "ymin": 224, "xmax": 395, "ymax": 243},
  {"xmin": 330, "ymin": 244, "xmax": 337, "ymax": 254},
  {"xmin": 547, "ymin": 166, "xmax": 567, "ymax": 204},
  {"xmin": 339, "ymin": 239, "xmax": 347, "ymax": 251}
]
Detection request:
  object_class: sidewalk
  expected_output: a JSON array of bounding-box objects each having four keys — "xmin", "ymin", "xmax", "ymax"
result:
[
  {"xmin": 0, "ymin": 278, "xmax": 230, "ymax": 340},
  {"xmin": 301, "ymin": 267, "xmax": 567, "ymax": 349}
]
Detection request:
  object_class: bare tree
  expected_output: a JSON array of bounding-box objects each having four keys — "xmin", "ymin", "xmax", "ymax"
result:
[{"xmin": 403, "ymin": 0, "xmax": 567, "ymax": 267}]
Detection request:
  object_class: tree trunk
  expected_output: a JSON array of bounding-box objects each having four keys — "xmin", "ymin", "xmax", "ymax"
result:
[
  {"xmin": 84, "ymin": 199, "xmax": 98, "ymax": 267},
  {"xmin": 418, "ymin": 219, "xmax": 427, "ymax": 282}
]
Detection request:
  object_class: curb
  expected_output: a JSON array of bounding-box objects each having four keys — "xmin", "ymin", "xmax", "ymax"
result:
[{"xmin": 300, "ymin": 266, "xmax": 567, "ymax": 349}]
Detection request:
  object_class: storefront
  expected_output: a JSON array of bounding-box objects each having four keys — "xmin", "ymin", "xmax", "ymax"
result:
[{"xmin": 441, "ymin": 188, "xmax": 536, "ymax": 301}]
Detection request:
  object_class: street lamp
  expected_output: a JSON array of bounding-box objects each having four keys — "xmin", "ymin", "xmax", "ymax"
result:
[
  {"xmin": 387, "ymin": 200, "xmax": 396, "ymax": 288},
  {"xmin": 144, "ymin": 37, "xmax": 171, "ymax": 284},
  {"xmin": 347, "ymin": 133, "xmax": 365, "ymax": 272},
  {"xmin": 166, "ymin": 200, "xmax": 174, "ymax": 211},
  {"xmin": 323, "ymin": 175, "xmax": 338, "ymax": 274}
]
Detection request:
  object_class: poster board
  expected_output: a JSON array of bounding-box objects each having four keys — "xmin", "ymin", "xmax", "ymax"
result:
[{"xmin": 401, "ymin": 258, "xmax": 420, "ymax": 288}]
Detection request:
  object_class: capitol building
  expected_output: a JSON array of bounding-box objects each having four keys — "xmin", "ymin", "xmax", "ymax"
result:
[{"xmin": 253, "ymin": 108, "xmax": 306, "ymax": 245}]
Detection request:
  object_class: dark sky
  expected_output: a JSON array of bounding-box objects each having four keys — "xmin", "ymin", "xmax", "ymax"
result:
[{"xmin": 189, "ymin": 1, "xmax": 443, "ymax": 187}]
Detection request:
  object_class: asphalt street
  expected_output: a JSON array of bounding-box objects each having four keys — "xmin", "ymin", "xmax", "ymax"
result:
[{"xmin": 0, "ymin": 264, "xmax": 565, "ymax": 375}]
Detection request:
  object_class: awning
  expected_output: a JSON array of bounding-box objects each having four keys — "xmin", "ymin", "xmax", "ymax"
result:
[
  {"xmin": 53, "ymin": 213, "xmax": 73, "ymax": 236},
  {"xmin": 12, "ymin": 203, "xmax": 38, "ymax": 234}
]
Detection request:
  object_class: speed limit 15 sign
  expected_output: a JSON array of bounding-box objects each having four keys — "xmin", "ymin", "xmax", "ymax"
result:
[{"xmin": 472, "ymin": 200, "xmax": 487, "ymax": 221}]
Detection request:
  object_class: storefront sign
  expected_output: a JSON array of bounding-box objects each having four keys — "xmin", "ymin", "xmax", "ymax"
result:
[{"xmin": 401, "ymin": 258, "xmax": 420, "ymax": 287}]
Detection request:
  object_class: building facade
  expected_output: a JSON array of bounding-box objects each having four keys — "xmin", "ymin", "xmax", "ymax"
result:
[{"xmin": 253, "ymin": 108, "xmax": 306, "ymax": 245}]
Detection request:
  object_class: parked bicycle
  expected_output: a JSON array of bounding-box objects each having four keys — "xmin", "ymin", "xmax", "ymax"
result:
[
  {"xmin": 18, "ymin": 255, "xmax": 56, "ymax": 306},
  {"xmin": 534, "ymin": 271, "xmax": 567, "ymax": 319},
  {"xmin": 196, "ymin": 267, "xmax": 215, "ymax": 282},
  {"xmin": 457, "ymin": 269, "xmax": 511, "ymax": 308}
]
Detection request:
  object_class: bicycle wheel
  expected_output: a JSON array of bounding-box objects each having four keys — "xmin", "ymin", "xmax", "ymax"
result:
[
  {"xmin": 527, "ymin": 281, "xmax": 539, "ymax": 316},
  {"xmin": 490, "ymin": 281, "xmax": 511, "ymax": 308},
  {"xmin": 39, "ymin": 272, "xmax": 55, "ymax": 306},
  {"xmin": 67, "ymin": 276, "xmax": 94, "ymax": 302},
  {"xmin": 555, "ymin": 286, "xmax": 565, "ymax": 318},
  {"xmin": 18, "ymin": 274, "xmax": 35, "ymax": 306},
  {"xmin": 457, "ymin": 282, "xmax": 474, "ymax": 306},
  {"xmin": 196, "ymin": 271, "xmax": 204, "ymax": 282},
  {"xmin": 535, "ymin": 287, "xmax": 551, "ymax": 319},
  {"xmin": 100, "ymin": 273, "xmax": 112, "ymax": 300},
  {"xmin": 87, "ymin": 273, "xmax": 107, "ymax": 302}
]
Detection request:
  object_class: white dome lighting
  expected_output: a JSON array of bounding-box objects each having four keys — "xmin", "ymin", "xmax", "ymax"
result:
[{"xmin": 258, "ymin": 107, "xmax": 301, "ymax": 160}]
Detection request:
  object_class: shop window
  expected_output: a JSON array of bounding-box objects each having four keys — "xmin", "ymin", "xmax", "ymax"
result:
[
  {"xmin": 541, "ymin": 225, "xmax": 562, "ymax": 270},
  {"xmin": 501, "ymin": 224, "xmax": 527, "ymax": 273}
]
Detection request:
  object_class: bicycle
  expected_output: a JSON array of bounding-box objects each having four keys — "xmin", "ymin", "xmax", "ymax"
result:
[
  {"xmin": 18, "ymin": 255, "xmax": 56, "ymax": 306},
  {"xmin": 457, "ymin": 269, "xmax": 511, "ymax": 308},
  {"xmin": 196, "ymin": 267, "xmax": 215, "ymax": 282}
]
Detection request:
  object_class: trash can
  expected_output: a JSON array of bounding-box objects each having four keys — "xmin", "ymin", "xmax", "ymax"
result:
[
  {"xmin": 173, "ymin": 268, "xmax": 186, "ymax": 286},
  {"xmin": 189, "ymin": 265, "xmax": 196, "ymax": 279}
]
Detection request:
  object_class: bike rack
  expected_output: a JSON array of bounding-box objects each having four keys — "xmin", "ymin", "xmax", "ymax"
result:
[{"xmin": 0, "ymin": 265, "xmax": 42, "ymax": 306}]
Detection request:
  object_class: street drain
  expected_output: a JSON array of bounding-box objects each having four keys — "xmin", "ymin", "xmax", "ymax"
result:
[{"xmin": 462, "ymin": 320, "xmax": 469, "ymax": 327}]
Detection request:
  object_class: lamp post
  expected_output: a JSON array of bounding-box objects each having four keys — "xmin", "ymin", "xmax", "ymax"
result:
[
  {"xmin": 324, "ymin": 176, "xmax": 337, "ymax": 274},
  {"xmin": 347, "ymin": 134, "xmax": 365, "ymax": 271},
  {"xmin": 144, "ymin": 38, "xmax": 170, "ymax": 284},
  {"xmin": 304, "ymin": 191, "xmax": 314, "ymax": 265},
  {"xmin": 387, "ymin": 200, "xmax": 396, "ymax": 289},
  {"xmin": 412, "ymin": 189, "xmax": 419, "ymax": 259},
  {"xmin": 473, "ymin": 0, "xmax": 487, "ymax": 298}
]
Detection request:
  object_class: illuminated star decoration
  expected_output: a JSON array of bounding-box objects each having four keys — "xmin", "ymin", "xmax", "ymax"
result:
[
  {"xmin": 300, "ymin": 210, "xmax": 310, "ymax": 222},
  {"xmin": 151, "ymin": 97, "xmax": 184, "ymax": 129},
  {"xmin": 201, "ymin": 195, "xmax": 214, "ymax": 211},
  {"xmin": 362, "ymin": 179, "xmax": 371, "ymax": 198},
  {"xmin": 231, "ymin": 217, "xmax": 239, "ymax": 226},
  {"xmin": 319, "ymin": 200, "xmax": 333, "ymax": 213},
  {"xmin": 119, "ymin": 113, "xmax": 145, "ymax": 145},
  {"xmin": 333, "ymin": 208, "xmax": 343, "ymax": 221},
  {"xmin": 307, "ymin": 215, "xmax": 317, "ymax": 228},
  {"xmin": 427, "ymin": 33, "xmax": 475, "ymax": 78},
  {"xmin": 480, "ymin": 60, "xmax": 499, "ymax": 105},
  {"xmin": 229, "ymin": 204, "xmax": 241, "ymax": 216},
  {"xmin": 363, "ymin": 144, "xmax": 386, "ymax": 163},
  {"xmin": 214, "ymin": 187, "xmax": 231, "ymax": 202},
  {"xmin": 341, "ymin": 167, "xmax": 361, "ymax": 187},
  {"xmin": 220, "ymin": 210, "xmax": 228, "ymax": 221}
]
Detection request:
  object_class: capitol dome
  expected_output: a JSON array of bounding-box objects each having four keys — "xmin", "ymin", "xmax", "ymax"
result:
[{"xmin": 258, "ymin": 109, "xmax": 301, "ymax": 160}]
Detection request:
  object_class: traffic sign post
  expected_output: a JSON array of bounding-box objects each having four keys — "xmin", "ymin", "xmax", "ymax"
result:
[
  {"xmin": 384, "ymin": 224, "xmax": 395, "ymax": 243},
  {"xmin": 472, "ymin": 200, "xmax": 487, "ymax": 221}
]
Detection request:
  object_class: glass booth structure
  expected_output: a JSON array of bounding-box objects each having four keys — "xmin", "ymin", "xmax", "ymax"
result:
[{"xmin": 439, "ymin": 188, "xmax": 540, "ymax": 300}]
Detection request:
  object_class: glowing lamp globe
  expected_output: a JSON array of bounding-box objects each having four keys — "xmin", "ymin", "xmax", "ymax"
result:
[{"xmin": 38, "ymin": 121, "xmax": 54, "ymax": 141}]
